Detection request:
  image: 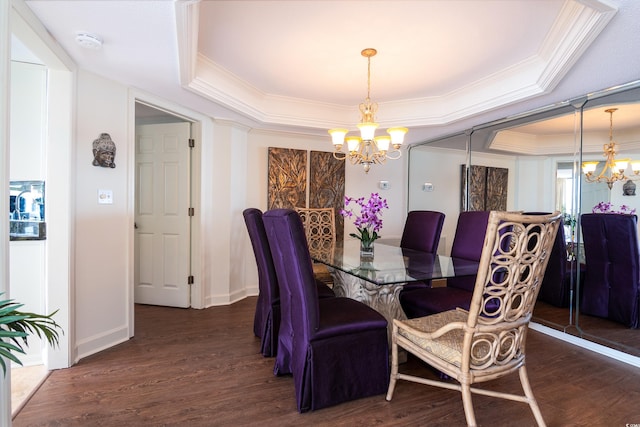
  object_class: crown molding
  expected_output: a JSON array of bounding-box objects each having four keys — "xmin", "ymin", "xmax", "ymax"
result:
[{"xmin": 176, "ymin": 0, "xmax": 617, "ymax": 130}]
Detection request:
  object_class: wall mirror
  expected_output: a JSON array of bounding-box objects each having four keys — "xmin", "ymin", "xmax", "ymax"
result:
[{"xmin": 408, "ymin": 80, "xmax": 640, "ymax": 360}]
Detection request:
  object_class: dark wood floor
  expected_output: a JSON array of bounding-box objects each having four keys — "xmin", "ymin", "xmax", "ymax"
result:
[{"xmin": 13, "ymin": 297, "xmax": 640, "ymax": 426}]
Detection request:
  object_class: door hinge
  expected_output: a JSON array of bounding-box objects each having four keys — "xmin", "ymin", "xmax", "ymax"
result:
[
  {"xmin": 188, "ymin": 207, "xmax": 195, "ymax": 216},
  {"xmin": 188, "ymin": 275, "xmax": 194, "ymax": 285},
  {"xmin": 188, "ymin": 138, "xmax": 195, "ymax": 148}
]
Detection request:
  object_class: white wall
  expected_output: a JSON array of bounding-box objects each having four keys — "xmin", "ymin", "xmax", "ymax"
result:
[
  {"xmin": 74, "ymin": 70, "xmax": 131, "ymax": 359},
  {"xmin": 203, "ymin": 119, "xmax": 247, "ymax": 306},
  {"xmin": 408, "ymin": 146, "xmax": 465, "ymax": 255},
  {"xmin": 408, "ymin": 146, "xmax": 520, "ymax": 254},
  {"xmin": 10, "ymin": 61, "xmax": 45, "ymax": 179}
]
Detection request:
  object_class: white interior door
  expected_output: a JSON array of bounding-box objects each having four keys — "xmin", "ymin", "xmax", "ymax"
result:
[{"xmin": 135, "ymin": 122, "xmax": 191, "ymax": 307}]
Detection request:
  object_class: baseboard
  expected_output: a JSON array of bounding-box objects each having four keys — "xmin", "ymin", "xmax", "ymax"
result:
[
  {"xmin": 75, "ymin": 325, "xmax": 130, "ymax": 362},
  {"xmin": 530, "ymin": 322, "xmax": 640, "ymax": 368}
]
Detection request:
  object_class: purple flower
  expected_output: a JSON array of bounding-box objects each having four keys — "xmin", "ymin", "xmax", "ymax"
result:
[
  {"xmin": 340, "ymin": 193, "xmax": 389, "ymax": 245},
  {"xmin": 592, "ymin": 202, "xmax": 637, "ymax": 215}
]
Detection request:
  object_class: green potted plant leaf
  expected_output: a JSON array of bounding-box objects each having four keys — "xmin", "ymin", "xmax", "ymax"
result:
[{"xmin": 0, "ymin": 293, "xmax": 62, "ymax": 375}]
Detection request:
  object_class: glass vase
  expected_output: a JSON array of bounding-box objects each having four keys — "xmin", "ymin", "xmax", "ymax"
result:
[{"xmin": 360, "ymin": 241, "xmax": 375, "ymax": 261}]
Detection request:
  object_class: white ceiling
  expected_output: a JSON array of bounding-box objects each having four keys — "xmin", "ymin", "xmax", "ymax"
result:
[{"xmin": 20, "ymin": 0, "xmax": 640, "ymax": 145}]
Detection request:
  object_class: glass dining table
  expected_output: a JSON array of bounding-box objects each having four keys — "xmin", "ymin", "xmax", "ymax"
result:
[{"xmin": 311, "ymin": 239, "xmax": 480, "ymax": 328}]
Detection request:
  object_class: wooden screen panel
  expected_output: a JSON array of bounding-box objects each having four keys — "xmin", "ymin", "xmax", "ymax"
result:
[
  {"xmin": 267, "ymin": 147, "xmax": 307, "ymax": 209},
  {"xmin": 309, "ymin": 151, "xmax": 345, "ymax": 243},
  {"xmin": 461, "ymin": 165, "xmax": 508, "ymax": 211},
  {"xmin": 485, "ymin": 167, "xmax": 508, "ymax": 210}
]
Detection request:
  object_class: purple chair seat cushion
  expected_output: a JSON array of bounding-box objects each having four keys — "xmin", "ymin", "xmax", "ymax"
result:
[
  {"xmin": 400, "ymin": 286, "xmax": 472, "ymax": 318},
  {"xmin": 316, "ymin": 280, "xmax": 336, "ymax": 299},
  {"xmin": 313, "ymin": 297, "xmax": 388, "ymax": 340}
]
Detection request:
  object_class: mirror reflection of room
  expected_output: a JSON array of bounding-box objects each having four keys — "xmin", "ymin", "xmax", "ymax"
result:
[
  {"xmin": 10, "ymin": 180, "xmax": 45, "ymax": 221},
  {"xmin": 9, "ymin": 181, "xmax": 47, "ymax": 241},
  {"xmin": 408, "ymin": 83, "xmax": 640, "ymax": 359}
]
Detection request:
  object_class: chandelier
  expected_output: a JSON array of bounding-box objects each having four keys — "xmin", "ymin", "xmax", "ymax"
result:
[
  {"xmin": 329, "ymin": 48, "xmax": 407, "ymax": 173},
  {"xmin": 582, "ymin": 108, "xmax": 640, "ymax": 190}
]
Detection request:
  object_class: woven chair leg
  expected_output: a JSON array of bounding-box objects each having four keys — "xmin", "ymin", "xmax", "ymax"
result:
[
  {"xmin": 461, "ymin": 383, "xmax": 477, "ymax": 427},
  {"xmin": 385, "ymin": 326, "xmax": 399, "ymax": 401},
  {"xmin": 519, "ymin": 366, "xmax": 546, "ymax": 427}
]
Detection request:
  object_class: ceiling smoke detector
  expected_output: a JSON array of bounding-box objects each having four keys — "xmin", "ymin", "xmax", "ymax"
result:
[{"xmin": 75, "ymin": 32, "xmax": 103, "ymax": 50}]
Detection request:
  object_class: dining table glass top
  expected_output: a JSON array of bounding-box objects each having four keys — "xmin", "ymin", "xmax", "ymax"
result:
[{"xmin": 311, "ymin": 240, "xmax": 479, "ymax": 286}]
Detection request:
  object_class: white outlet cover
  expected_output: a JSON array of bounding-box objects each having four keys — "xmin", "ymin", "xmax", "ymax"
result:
[
  {"xmin": 423, "ymin": 183, "xmax": 434, "ymax": 192},
  {"xmin": 379, "ymin": 180, "xmax": 390, "ymax": 190},
  {"xmin": 98, "ymin": 189, "xmax": 113, "ymax": 204}
]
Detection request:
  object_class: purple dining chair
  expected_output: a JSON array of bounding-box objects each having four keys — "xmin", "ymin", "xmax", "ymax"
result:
[
  {"xmin": 400, "ymin": 210, "xmax": 490, "ymax": 318},
  {"xmin": 399, "ymin": 210, "xmax": 445, "ymax": 292},
  {"xmin": 263, "ymin": 208, "xmax": 389, "ymax": 412},
  {"xmin": 400, "ymin": 210, "xmax": 445, "ymax": 253},
  {"xmin": 581, "ymin": 213, "xmax": 640, "ymax": 328},
  {"xmin": 525, "ymin": 214, "xmax": 585, "ymax": 308},
  {"xmin": 243, "ymin": 208, "xmax": 334, "ymax": 361}
]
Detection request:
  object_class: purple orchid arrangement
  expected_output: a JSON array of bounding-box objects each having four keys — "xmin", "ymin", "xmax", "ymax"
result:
[
  {"xmin": 340, "ymin": 193, "xmax": 389, "ymax": 248},
  {"xmin": 592, "ymin": 201, "xmax": 637, "ymax": 215}
]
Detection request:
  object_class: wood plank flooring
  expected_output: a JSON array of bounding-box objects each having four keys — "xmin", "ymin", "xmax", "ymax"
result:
[
  {"xmin": 534, "ymin": 301, "xmax": 640, "ymax": 357},
  {"xmin": 13, "ymin": 297, "xmax": 640, "ymax": 426}
]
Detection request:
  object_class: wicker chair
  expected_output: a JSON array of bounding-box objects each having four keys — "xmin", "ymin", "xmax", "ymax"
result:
[
  {"xmin": 295, "ymin": 207, "xmax": 336, "ymax": 285},
  {"xmin": 386, "ymin": 211, "xmax": 561, "ymax": 427}
]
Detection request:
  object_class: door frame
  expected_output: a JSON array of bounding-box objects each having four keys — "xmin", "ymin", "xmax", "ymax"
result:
[
  {"xmin": 9, "ymin": 0, "xmax": 75, "ymax": 370},
  {"xmin": 128, "ymin": 90, "xmax": 207, "ymax": 336}
]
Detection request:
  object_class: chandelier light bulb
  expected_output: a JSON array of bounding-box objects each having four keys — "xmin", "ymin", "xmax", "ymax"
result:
[
  {"xmin": 374, "ymin": 136, "xmax": 391, "ymax": 152},
  {"xmin": 346, "ymin": 136, "xmax": 361, "ymax": 153},
  {"xmin": 329, "ymin": 128, "xmax": 348, "ymax": 147}
]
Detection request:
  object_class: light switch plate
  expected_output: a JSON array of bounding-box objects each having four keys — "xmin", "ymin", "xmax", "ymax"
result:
[
  {"xmin": 423, "ymin": 183, "xmax": 434, "ymax": 192},
  {"xmin": 379, "ymin": 180, "xmax": 390, "ymax": 190},
  {"xmin": 98, "ymin": 189, "xmax": 113, "ymax": 204}
]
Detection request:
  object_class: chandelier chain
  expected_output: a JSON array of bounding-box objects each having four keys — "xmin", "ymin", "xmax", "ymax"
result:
[
  {"xmin": 366, "ymin": 52, "xmax": 371, "ymax": 103},
  {"xmin": 608, "ymin": 108, "xmax": 614, "ymax": 142}
]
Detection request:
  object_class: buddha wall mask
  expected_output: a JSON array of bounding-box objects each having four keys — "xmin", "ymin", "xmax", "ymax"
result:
[{"xmin": 92, "ymin": 133, "xmax": 116, "ymax": 168}]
